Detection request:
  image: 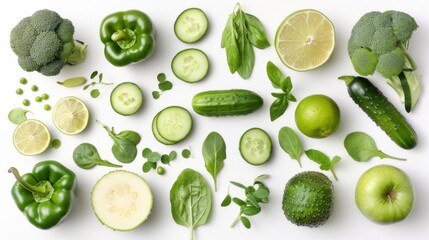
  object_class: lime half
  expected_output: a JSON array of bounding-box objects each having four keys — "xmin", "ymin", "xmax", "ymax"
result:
[
  {"xmin": 13, "ymin": 119, "xmax": 51, "ymax": 155},
  {"xmin": 52, "ymin": 96, "xmax": 89, "ymax": 135},
  {"xmin": 275, "ymin": 9, "xmax": 335, "ymax": 71}
]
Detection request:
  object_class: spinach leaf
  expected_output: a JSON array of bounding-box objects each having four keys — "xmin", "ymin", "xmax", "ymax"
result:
[
  {"xmin": 170, "ymin": 168, "xmax": 212, "ymax": 240},
  {"xmin": 344, "ymin": 131, "xmax": 405, "ymax": 162},
  {"xmin": 202, "ymin": 132, "xmax": 226, "ymax": 192},
  {"xmin": 8, "ymin": 108, "xmax": 30, "ymax": 125},
  {"xmin": 305, "ymin": 149, "xmax": 340, "ymax": 181},
  {"xmin": 278, "ymin": 126, "xmax": 303, "ymax": 167},
  {"xmin": 73, "ymin": 143, "xmax": 122, "ymax": 169},
  {"xmin": 221, "ymin": 14, "xmax": 240, "ymax": 73},
  {"xmin": 116, "ymin": 130, "xmax": 142, "ymax": 145}
]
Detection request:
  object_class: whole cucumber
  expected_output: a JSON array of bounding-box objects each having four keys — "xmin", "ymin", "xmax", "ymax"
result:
[
  {"xmin": 340, "ymin": 76, "xmax": 417, "ymax": 149},
  {"xmin": 192, "ymin": 89, "xmax": 263, "ymax": 116}
]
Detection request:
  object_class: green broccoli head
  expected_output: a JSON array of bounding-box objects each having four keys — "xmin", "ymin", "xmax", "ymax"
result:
[
  {"xmin": 389, "ymin": 11, "xmax": 418, "ymax": 42},
  {"xmin": 376, "ymin": 47, "xmax": 406, "ymax": 78},
  {"xmin": 9, "ymin": 9, "xmax": 86, "ymax": 76},
  {"xmin": 350, "ymin": 48, "xmax": 378, "ymax": 76}
]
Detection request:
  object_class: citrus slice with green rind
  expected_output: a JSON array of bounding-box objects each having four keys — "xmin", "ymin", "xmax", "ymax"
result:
[
  {"xmin": 13, "ymin": 119, "xmax": 51, "ymax": 155},
  {"xmin": 52, "ymin": 96, "xmax": 89, "ymax": 135}
]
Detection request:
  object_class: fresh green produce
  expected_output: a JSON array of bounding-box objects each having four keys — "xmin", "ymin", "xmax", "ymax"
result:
[
  {"xmin": 110, "ymin": 82, "xmax": 143, "ymax": 116},
  {"xmin": 156, "ymin": 166, "xmax": 165, "ymax": 175},
  {"xmin": 10, "ymin": 9, "xmax": 87, "ymax": 76},
  {"xmin": 52, "ymin": 96, "xmax": 89, "ymax": 135},
  {"xmin": 344, "ymin": 131, "xmax": 406, "ymax": 162},
  {"xmin": 339, "ymin": 76, "xmax": 417, "ymax": 149},
  {"xmin": 22, "ymin": 99, "xmax": 30, "ymax": 106},
  {"xmin": 266, "ymin": 61, "xmax": 296, "ymax": 121},
  {"xmin": 51, "ymin": 139, "xmax": 62, "ymax": 149},
  {"xmin": 182, "ymin": 148, "xmax": 192, "ymax": 158},
  {"xmin": 278, "ymin": 126, "xmax": 304, "ymax": 167},
  {"xmin": 141, "ymin": 148, "xmax": 177, "ymax": 174},
  {"xmin": 295, "ymin": 94, "xmax": 340, "ymax": 138},
  {"xmin": 8, "ymin": 108, "xmax": 31, "ymax": 125},
  {"xmin": 152, "ymin": 106, "xmax": 193, "ymax": 144},
  {"xmin": 43, "ymin": 104, "xmax": 51, "ymax": 111},
  {"xmin": 97, "ymin": 120, "xmax": 140, "ymax": 163},
  {"xmin": 31, "ymin": 85, "xmax": 38, "ymax": 92},
  {"xmin": 192, "ymin": 89, "xmax": 263, "ymax": 116},
  {"xmin": 202, "ymin": 131, "xmax": 226, "ymax": 191},
  {"xmin": 91, "ymin": 170, "xmax": 153, "ymax": 231},
  {"xmin": 282, "ymin": 171, "xmax": 334, "ymax": 227},
  {"xmin": 20, "ymin": 77, "xmax": 28, "ymax": 84},
  {"xmin": 221, "ymin": 3, "xmax": 270, "ymax": 79},
  {"xmin": 347, "ymin": 11, "xmax": 420, "ymax": 112},
  {"xmin": 305, "ymin": 149, "xmax": 341, "ymax": 181},
  {"xmin": 13, "ymin": 119, "xmax": 51, "ymax": 156},
  {"xmin": 239, "ymin": 128, "xmax": 272, "ymax": 165},
  {"xmin": 57, "ymin": 77, "xmax": 87, "ymax": 87},
  {"xmin": 170, "ymin": 168, "xmax": 212, "ymax": 240},
  {"xmin": 100, "ymin": 10, "xmax": 155, "ymax": 66},
  {"xmin": 174, "ymin": 8, "xmax": 209, "ymax": 43},
  {"xmin": 171, "ymin": 48, "xmax": 210, "ymax": 83},
  {"xmin": 221, "ymin": 174, "xmax": 270, "ymax": 229},
  {"xmin": 73, "ymin": 143, "xmax": 122, "ymax": 169},
  {"xmin": 152, "ymin": 73, "xmax": 173, "ymax": 99},
  {"xmin": 83, "ymin": 71, "xmax": 113, "ymax": 98},
  {"xmin": 16, "ymin": 88, "xmax": 24, "ymax": 95},
  {"xmin": 355, "ymin": 165, "xmax": 414, "ymax": 224},
  {"xmin": 8, "ymin": 160, "xmax": 76, "ymax": 229}
]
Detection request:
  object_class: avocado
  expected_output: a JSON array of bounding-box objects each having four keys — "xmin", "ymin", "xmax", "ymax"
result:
[{"xmin": 282, "ymin": 171, "xmax": 334, "ymax": 227}]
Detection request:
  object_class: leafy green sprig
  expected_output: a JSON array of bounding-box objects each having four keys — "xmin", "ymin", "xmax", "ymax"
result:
[
  {"xmin": 305, "ymin": 149, "xmax": 341, "ymax": 181},
  {"xmin": 142, "ymin": 148, "xmax": 177, "ymax": 174},
  {"xmin": 221, "ymin": 174, "xmax": 270, "ymax": 229},
  {"xmin": 84, "ymin": 71, "xmax": 114, "ymax": 98},
  {"xmin": 152, "ymin": 73, "xmax": 173, "ymax": 99}
]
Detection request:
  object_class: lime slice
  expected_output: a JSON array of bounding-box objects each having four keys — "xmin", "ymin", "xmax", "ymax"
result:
[
  {"xmin": 52, "ymin": 96, "xmax": 89, "ymax": 135},
  {"xmin": 13, "ymin": 119, "xmax": 51, "ymax": 155},
  {"xmin": 275, "ymin": 9, "xmax": 335, "ymax": 71}
]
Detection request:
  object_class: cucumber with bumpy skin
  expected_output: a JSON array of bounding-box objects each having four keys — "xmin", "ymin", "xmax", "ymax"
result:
[
  {"xmin": 192, "ymin": 89, "xmax": 263, "ymax": 116},
  {"xmin": 339, "ymin": 76, "xmax": 417, "ymax": 149}
]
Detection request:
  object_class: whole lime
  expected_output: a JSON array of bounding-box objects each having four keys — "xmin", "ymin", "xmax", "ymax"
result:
[{"xmin": 294, "ymin": 94, "xmax": 340, "ymax": 138}]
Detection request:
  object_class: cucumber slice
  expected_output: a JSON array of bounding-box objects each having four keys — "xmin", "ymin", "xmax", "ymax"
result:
[
  {"xmin": 152, "ymin": 113, "xmax": 176, "ymax": 145},
  {"xmin": 110, "ymin": 82, "xmax": 143, "ymax": 116},
  {"xmin": 174, "ymin": 8, "xmax": 208, "ymax": 43},
  {"xmin": 91, "ymin": 170, "xmax": 153, "ymax": 231},
  {"xmin": 155, "ymin": 106, "xmax": 192, "ymax": 143},
  {"xmin": 171, "ymin": 48, "xmax": 209, "ymax": 83},
  {"xmin": 240, "ymin": 128, "xmax": 272, "ymax": 165}
]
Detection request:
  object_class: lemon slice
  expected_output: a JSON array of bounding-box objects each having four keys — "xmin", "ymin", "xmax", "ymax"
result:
[
  {"xmin": 275, "ymin": 9, "xmax": 335, "ymax": 71},
  {"xmin": 52, "ymin": 96, "xmax": 89, "ymax": 135},
  {"xmin": 13, "ymin": 119, "xmax": 51, "ymax": 155}
]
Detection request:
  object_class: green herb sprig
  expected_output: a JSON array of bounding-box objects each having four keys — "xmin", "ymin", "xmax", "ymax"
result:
[
  {"xmin": 142, "ymin": 148, "xmax": 177, "ymax": 175},
  {"xmin": 221, "ymin": 174, "xmax": 270, "ymax": 229},
  {"xmin": 152, "ymin": 73, "xmax": 173, "ymax": 99},
  {"xmin": 84, "ymin": 71, "xmax": 114, "ymax": 98},
  {"xmin": 266, "ymin": 61, "xmax": 296, "ymax": 121},
  {"xmin": 305, "ymin": 149, "xmax": 341, "ymax": 181}
]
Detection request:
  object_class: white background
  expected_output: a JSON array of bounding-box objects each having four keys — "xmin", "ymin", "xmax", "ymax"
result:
[{"xmin": 0, "ymin": 0, "xmax": 428, "ymax": 239}]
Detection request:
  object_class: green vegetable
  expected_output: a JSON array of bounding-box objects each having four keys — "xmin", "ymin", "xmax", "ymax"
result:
[
  {"xmin": 141, "ymin": 148, "xmax": 177, "ymax": 174},
  {"xmin": 8, "ymin": 108, "xmax": 31, "ymax": 125},
  {"xmin": 170, "ymin": 168, "xmax": 212, "ymax": 240},
  {"xmin": 10, "ymin": 9, "xmax": 87, "ymax": 76},
  {"xmin": 51, "ymin": 139, "xmax": 61, "ymax": 149},
  {"xmin": 8, "ymin": 160, "xmax": 76, "ymax": 229},
  {"xmin": 19, "ymin": 77, "xmax": 27, "ymax": 84},
  {"xmin": 347, "ymin": 11, "xmax": 420, "ymax": 112},
  {"xmin": 83, "ymin": 71, "xmax": 113, "ymax": 97},
  {"xmin": 57, "ymin": 77, "xmax": 87, "ymax": 87},
  {"xmin": 266, "ymin": 61, "xmax": 296, "ymax": 121},
  {"xmin": 22, "ymin": 99, "xmax": 30, "ymax": 106},
  {"xmin": 156, "ymin": 166, "xmax": 165, "ymax": 175},
  {"xmin": 221, "ymin": 3, "xmax": 270, "ymax": 79},
  {"xmin": 16, "ymin": 88, "xmax": 23, "ymax": 95},
  {"xmin": 90, "ymin": 89, "xmax": 100, "ymax": 98},
  {"xmin": 192, "ymin": 89, "xmax": 263, "ymax": 116},
  {"xmin": 174, "ymin": 8, "xmax": 209, "ymax": 43},
  {"xmin": 278, "ymin": 126, "xmax": 303, "ymax": 167},
  {"xmin": 282, "ymin": 171, "xmax": 334, "ymax": 228},
  {"xmin": 43, "ymin": 104, "xmax": 51, "ymax": 111},
  {"xmin": 31, "ymin": 85, "xmax": 38, "ymax": 92},
  {"xmin": 97, "ymin": 120, "xmax": 140, "ymax": 163},
  {"xmin": 73, "ymin": 143, "xmax": 122, "ymax": 169},
  {"xmin": 221, "ymin": 174, "xmax": 270, "ymax": 229},
  {"xmin": 152, "ymin": 73, "xmax": 173, "ymax": 99},
  {"xmin": 344, "ymin": 131, "xmax": 406, "ymax": 162},
  {"xmin": 304, "ymin": 149, "xmax": 341, "ymax": 181},
  {"xmin": 35, "ymin": 96, "xmax": 42, "ymax": 102},
  {"xmin": 100, "ymin": 10, "xmax": 155, "ymax": 66},
  {"xmin": 202, "ymin": 132, "xmax": 226, "ymax": 191},
  {"xmin": 239, "ymin": 128, "xmax": 272, "ymax": 165},
  {"xmin": 339, "ymin": 76, "xmax": 417, "ymax": 149},
  {"xmin": 41, "ymin": 93, "xmax": 49, "ymax": 100},
  {"xmin": 182, "ymin": 149, "xmax": 191, "ymax": 158}
]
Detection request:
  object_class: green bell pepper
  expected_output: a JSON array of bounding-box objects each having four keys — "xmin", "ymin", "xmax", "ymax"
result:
[
  {"xmin": 8, "ymin": 160, "xmax": 76, "ymax": 229},
  {"xmin": 100, "ymin": 9, "xmax": 155, "ymax": 66}
]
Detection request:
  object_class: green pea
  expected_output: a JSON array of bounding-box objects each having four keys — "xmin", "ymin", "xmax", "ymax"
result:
[
  {"xmin": 51, "ymin": 139, "xmax": 62, "ymax": 149},
  {"xmin": 22, "ymin": 99, "xmax": 30, "ymax": 106},
  {"xmin": 19, "ymin": 77, "xmax": 27, "ymax": 84},
  {"xmin": 35, "ymin": 96, "xmax": 42, "ymax": 102},
  {"xmin": 41, "ymin": 93, "xmax": 49, "ymax": 100},
  {"xmin": 16, "ymin": 88, "xmax": 23, "ymax": 95},
  {"xmin": 31, "ymin": 85, "xmax": 38, "ymax": 92},
  {"xmin": 44, "ymin": 104, "xmax": 51, "ymax": 111},
  {"xmin": 156, "ymin": 166, "xmax": 165, "ymax": 175}
]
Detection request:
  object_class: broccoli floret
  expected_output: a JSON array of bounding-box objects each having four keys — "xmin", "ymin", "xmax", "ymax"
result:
[
  {"xmin": 347, "ymin": 10, "xmax": 421, "ymax": 112},
  {"xmin": 9, "ymin": 9, "xmax": 87, "ymax": 76}
]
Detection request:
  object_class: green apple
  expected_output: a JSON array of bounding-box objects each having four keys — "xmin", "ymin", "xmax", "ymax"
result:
[{"xmin": 355, "ymin": 164, "xmax": 414, "ymax": 224}]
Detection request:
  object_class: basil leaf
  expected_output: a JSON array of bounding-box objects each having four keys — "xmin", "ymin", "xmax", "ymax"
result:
[
  {"xmin": 221, "ymin": 14, "xmax": 240, "ymax": 73},
  {"xmin": 278, "ymin": 127, "xmax": 303, "ymax": 167},
  {"xmin": 221, "ymin": 194, "xmax": 232, "ymax": 207},
  {"xmin": 305, "ymin": 149, "xmax": 341, "ymax": 181},
  {"xmin": 244, "ymin": 13, "xmax": 270, "ymax": 49},
  {"xmin": 8, "ymin": 108, "xmax": 30, "ymax": 125},
  {"xmin": 202, "ymin": 132, "xmax": 226, "ymax": 192},
  {"xmin": 236, "ymin": 27, "xmax": 254, "ymax": 79},
  {"xmin": 344, "ymin": 131, "xmax": 405, "ymax": 162},
  {"xmin": 270, "ymin": 96, "xmax": 288, "ymax": 121},
  {"xmin": 170, "ymin": 168, "xmax": 212, "ymax": 240},
  {"xmin": 266, "ymin": 61, "xmax": 284, "ymax": 88}
]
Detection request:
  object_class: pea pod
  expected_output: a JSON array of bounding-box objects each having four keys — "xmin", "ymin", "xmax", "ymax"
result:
[{"xmin": 57, "ymin": 77, "xmax": 87, "ymax": 87}]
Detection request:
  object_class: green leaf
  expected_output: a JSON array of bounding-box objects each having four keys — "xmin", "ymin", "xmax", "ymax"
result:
[
  {"xmin": 221, "ymin": 14, "xmax": 241, "ymax": 73},
  {"xmin": 270, "ymin": 96, "xmax": 288, "ymax": 121},
  {"xmin": 244, "ymin": 13, "xmax": 270, "ymax": 49},
  {"xmin": 158, "ymin": 81, "xmax": 173, "ymax": 91},
  {"xmin": 241, "ymin": 216, "xmax": 251, "ymax": 229},
  {"xmin": 236, "ymin": 35, "xmax": 254, "ymax": 79},
  {"xmin": 83, "ymin": 84, "xmax": 90, "ymax": 90},
  {"xmin": 305, "ymin": 149, "xmax": 341, "ymax": 181},
  {"xmin": 246, "ymin": 194, "xmax": 260, "ymax": 208},
  {"xmin": 278, "ymin": 127, "xmax": 303, "ymax": 167},
  {"xmin": 169, "ymin": 151, "xmax": 177, "ymax": 161},
  {"xmin": 142, "ymin": 162, "xmax": 153, "ymax": 173},
  {"xmin": 202, "ymin": 132, "xmax": 226, "ymax": 192},
  {"xmin": 286, "ymin": 92, "xmax": 297, "ymax": 102},
  {"xmin": 142, "ymin": 148, "xmax": 152, "ymax": 158},
  {"xmin": 8, "ymin": 108, "xmax": 30, "ymax": 125},
  {"xmin": 266, "ymin": 61, "xmax": 284, "ymax": 88},
  {"xmin": 160, "ymin": 154, "xmax": 170, "ymax": 165},
  {"xmin": 116, "ymin": 130, "xmax": 141, "ymax": 145},
  {"xmin": 90, "ymin": 71, "xmax": 98, "ymax": 79},
  {"xmin": 148, "ymin": 152, "xmax": 161, "ymax": 163},
  {"xmin": 230, "ymin": 181, "xmax": 247, "ymax": 190},
  {"xmin": 253, "ymin": 174, "xmax": 269, "ymax": 184},
  {"xmin": 98, "ymin": 73, "xmax": 103, "ymax": 82},
  {"xmin": 253, "ymin": 187, "xmax": 269, "ymax": 199},
  {"xmin": 90, "ymin": 89, "xmax": 100, "ymax": 98},
  {"xmin": 344, "ymin": 131, "xmax": 405, "ymax": 162},
  {"xmin": 152, "ymin": 91, "xmax": 161, "ymax": 99},
  {"xmin": 243, "ymin": 205, "xmax": 261, "ymax": 216},
  {"xmin": 221, "ymin": 194, "xmax": 232, "ymax": 207},
  {"xmin": 181, "ymin": 149, "xmax": 191, "ymax": 158},
  {"xmin": 157, "ymin": 73, "xmax": 166, "ymax": 82},
  {"xmin": 232, "ymin": 197, "xmax": 246, "ymax": 207}
]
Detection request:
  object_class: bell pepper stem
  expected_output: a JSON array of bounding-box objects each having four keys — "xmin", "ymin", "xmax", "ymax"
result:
[
  {"xmin": 111, "ymin": 29, "xmax": 137, "ymax": 50},
  {"xmin": 8, "ymin": 167, "xmax": 48, "ymax": 196}
]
